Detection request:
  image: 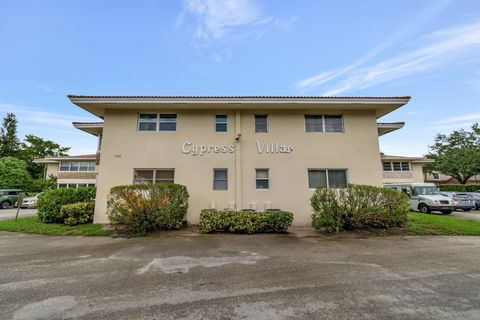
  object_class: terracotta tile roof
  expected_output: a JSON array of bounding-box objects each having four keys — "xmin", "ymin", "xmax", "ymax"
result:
[{"xmin": 68, "ymin": 95, "xmax": 411, "ymax": 100}]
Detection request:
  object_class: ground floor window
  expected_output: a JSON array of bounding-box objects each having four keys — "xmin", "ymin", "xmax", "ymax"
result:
[
  {"xmin": 213, "ymin": 169, "xmax": 228, "ymax": 190},
  {"xmin": 308, "ymin": 169, "xmax": 347, "ymax": 188},
  {"xmin": 58, "ymin": 183, "xmax": 95, "ymax": 188},
  {"xmin": 133, "ymin": 169, "xmax": 175, "ymax": 184},
  {"xmin": 256, "ymin": 169, "xmax": 269, "ymax": 189}
]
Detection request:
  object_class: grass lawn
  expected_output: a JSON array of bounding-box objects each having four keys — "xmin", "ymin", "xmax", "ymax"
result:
[
  {"xmin": 406, "ymin": 212, "xmax": 480, "ymax": 236},
  {"xmin": 0, "ymin": 216, "xmax": 113, "ymax": 236}
]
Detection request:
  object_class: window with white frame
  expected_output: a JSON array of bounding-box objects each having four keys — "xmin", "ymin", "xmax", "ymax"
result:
[
  {"xmin": 256, "ymin": 169, "xmax": 269, "ymax": 189},
  {"xmin": 59, "ymin": 162, "xmax": 96, "ymax": 172},
  {"xmin": 159, "ymin": 114, "xmax": 177, "ymax": 131},
  {"xmin": 308, "ymin": 169, "xmax": 347, "ymax": 188},
  {"xmin": 58, "ymin": 183, "xmax": 95, "ymax": 189},
  {"xmin": 213, "ymin": 169, "xmax": 228, "ymax": 190},
  {"xmin": 138, "ymin": 114, "xmax": 157, "ymax": 131},
  {"xmin": 255, "ymin": 115, "xmax": 268, "ymax": 133},
  {"xmin": 138, "ymin": 114, "xmax": 177, "ymax": 131},
  {"xmin": 133, "ymin": 169, "xmax": 174, "ymax": 184},
  {"xmin": 382, "ymin": 162, "xmax": 411, "ymax": 172},
  {"xmin": 305, "ymin": 115, "xmax": 343, "ymax": 133},
  {"xmin": 215, "ymin": 115, "xmax": 228, "ymax": 132}
]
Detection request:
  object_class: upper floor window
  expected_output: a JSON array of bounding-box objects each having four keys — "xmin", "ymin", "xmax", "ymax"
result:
[
  {"xmin": 255, "ymin": 115, "xmax": 268, "ymax": 133},
  {"xmin": 305, "ymin": 115, "xmax": 343, "ymax": 133},
  {"xmin": 215, "ymin": 115, "xmax": 228, "ymax": 132},
  {"xmin": 138, "ymin": 114, "xmax": 177, "ymax": 132},
  {"xmin": 382, "ymin": 162, "xmax": 410, "ymax": 172},
  {"xmin": 133, "ymin": 169, "xmax": 174, "ymax": 184},
  {"xmin": 59, "ymin": 161, "xmax": 96, "ymax": 172},
  {"xmin": 159, "ymin": 114, "xmax": 177, "ymax": 131},
  {"xmin": 138, "ymin": 114, "xmax": 157, "ymax": 131},
  {"xmin": 213, "ymin": 169, "xmax": 228, "ymax": 190},
  {"xmin": 432, "ymin": 172, "xmax": 440, "ymax": 180},
  {"xmin": 308, "ymin": 169, "xmax": 347, "ymax": 188}
]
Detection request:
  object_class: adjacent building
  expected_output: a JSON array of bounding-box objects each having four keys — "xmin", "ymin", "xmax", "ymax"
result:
[
  {"xmin": 33, "ymin": 154, "xmax": 97, "ymax": 188},
  {"xmin": 63, "ymin": 95, "xmax": 418, "ymax": 225},
  {"xmin": 381, "ymin": 154, "xmax": 433, "ymax": 184}
]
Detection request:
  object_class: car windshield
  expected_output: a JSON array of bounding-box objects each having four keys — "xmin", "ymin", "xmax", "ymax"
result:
[{"xmin": 414, "ymin": 186, "xmax": 439, "ymax": 195}]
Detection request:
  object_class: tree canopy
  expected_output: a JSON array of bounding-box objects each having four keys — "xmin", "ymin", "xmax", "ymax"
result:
[
  {"xmin": 0, "ymin": 157, "xmax": 31, "ymax": 189},
  {"xmin": 427, "ymin": 124, "xmax": 480, "ymax": 184},
  {"xmin": 0, "ymin": 113, "xmax": 20, "ymax": 157}
]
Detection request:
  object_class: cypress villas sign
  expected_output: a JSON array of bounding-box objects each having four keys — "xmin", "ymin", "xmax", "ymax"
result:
[{"xmin": 181, "ymin": 140, "xmax": 293, "ymax": 156}]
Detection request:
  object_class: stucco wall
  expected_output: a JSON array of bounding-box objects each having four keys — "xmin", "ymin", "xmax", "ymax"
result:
[
  {"xmin": 94, "ymin": 108, "xmax": 383, "ymax": 225},
  {"xmin": 45, "ymin": 163, "xmax": 59, "ymax": 178}
]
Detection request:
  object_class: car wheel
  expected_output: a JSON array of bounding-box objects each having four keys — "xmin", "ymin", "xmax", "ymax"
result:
[
  {"xmin": 442, "ymin": 210, "xmax": 453, "ymax": 215},
  {"xmin": 419, "ymin": 204, "xmax": 430, "ymax": 214},
  {"xmin": 0, "ymin": 201, "xmax": 11, "ymax": 209}
]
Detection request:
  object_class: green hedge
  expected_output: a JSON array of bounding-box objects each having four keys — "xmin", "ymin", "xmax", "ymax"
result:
[
  {"xmin": 438, "ymin": 184, "xmax": 480, "ymax": 192},
  {"xmin": 107, "ymin": 183, "xmax": 189, "ymax": 235},
  {"xmin": 199, "ymin": 210, "xmax": 294, "ymax": 233},
  {"xmin": 60, "ymin": 202, "xmax": 95, "ymax": 225},
  {"xmin": 311, "ymin": 184, "xmax": 409, "ymax": 232},
  {"xmin": 37, "ymin": 187, "xmax": 96, "ymax": 223}
]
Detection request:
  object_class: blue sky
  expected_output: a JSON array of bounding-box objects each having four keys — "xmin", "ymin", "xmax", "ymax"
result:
[{"xmin": 1, "ymin": 0, "xmax": 480, "ymax": 155}]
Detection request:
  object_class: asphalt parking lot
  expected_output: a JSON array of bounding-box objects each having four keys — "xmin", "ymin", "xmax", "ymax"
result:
[
  {"xmin": 0, "ymin": 208, "xmax": 38, "ymax": 221},
  {"xmin": 1, "ymin": 231, "xmax": 480, "ymax": 320}
]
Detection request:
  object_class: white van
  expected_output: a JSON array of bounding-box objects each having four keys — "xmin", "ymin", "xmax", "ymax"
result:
[{"xmin": 384, "ymin": 183, "xmax": 455, "ymax": 214}]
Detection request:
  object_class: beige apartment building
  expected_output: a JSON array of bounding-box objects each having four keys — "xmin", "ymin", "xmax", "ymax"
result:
[{"xmin": 64, "ymin": 95, "xmax": 416, "ymax": 225}]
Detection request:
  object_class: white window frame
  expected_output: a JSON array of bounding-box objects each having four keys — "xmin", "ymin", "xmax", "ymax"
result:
[
  {"xmin": 254, "ymin": 114, "xmax": 269, "ymax": 133},
  {"xmin": 308, "ymin": 169, "xmax": 349, "ymax": 190},
  {"xmin": 214, "ymin": 115, "xmax": 228, "ymax": 133},
  {"xmin": 133, "ymin": 168, "xmax": 175, "ymax": 184},
  {"xmin": 213, "ymin": 168, "xmax": 228, "ymax": 190},
  {"xmin": 159, "ymin": 114, "xmax": 177, "ymax": 132},
  {"xmin": 305, "ymin": 115, "xmax": 344, "ymax": 133},
  {"xmin": 255, "ymin": 168, "xmax": 270, "ymax": 190},
  {"xmin": 138, "ymin": 113, "xmax": 158, "ymax": 132},
  {"xmin": 58, "ymin": 161, "xmax": 96, "ymax": 172},
  {"xmin": 383, "ymin": 162, "xmax": 411, "ymax": 172}
]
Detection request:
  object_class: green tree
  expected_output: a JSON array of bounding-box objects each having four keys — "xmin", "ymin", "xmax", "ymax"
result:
[
  {"xmin": 0, "ymin": 157, "xmax": 31, "ymax": 189},
  {"xmin": 19, "ymin": 135, "xmax": 70, "ymax": 178},
  {"xmin": 427, "ymin": 124, "xmax": 480, "ymax": 184},
  {"xmin": 0, "ymin": 113, "xmax": 20, "ymax": 157}
]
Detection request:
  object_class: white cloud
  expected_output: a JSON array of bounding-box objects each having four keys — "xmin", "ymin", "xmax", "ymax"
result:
[
  {"xmin": 181, "ymin": 0, "xmax": 261, "ymax": 40},
  {"xmin": 324, "ymin": 21, "xmax": 480, "ymax": 95},
  {"xmin": 296, "ymin": 0, "xmax": 452, "ymax": 92},
  {"xmin": 0, "ymin": 103, "xmax": 95, "ymax": 128},
  {"xmin": 436, "ymin": 111, "xmax": 480, "ymax": 125}
]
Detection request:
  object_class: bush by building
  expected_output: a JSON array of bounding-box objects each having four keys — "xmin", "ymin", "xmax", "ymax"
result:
[
  {"xmin": 60, "ymin": 201, "xmax": 95, "ymax": 225},
  {"xmin": 107, "ymin": 183, "xmax": 189, "ymax": 235},
  {"xmin": 37, "ymin": 187, "xmax": 96, "ymax": 223},
  {"xmin": 311, "ymin": 184, "xmax": 409, "ymax": 232},
  {"xmin": 438, "ymin": 184, "xmax": 480, "ymax": 192},
  {"xmin": 199, "ymin": 209, "xmax": 294, "ymax": 233}
]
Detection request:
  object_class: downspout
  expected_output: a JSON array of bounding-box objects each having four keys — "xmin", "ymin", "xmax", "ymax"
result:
[{"xmin": 235, "ymin": 110, "xmax": 242, "ymax": 210}]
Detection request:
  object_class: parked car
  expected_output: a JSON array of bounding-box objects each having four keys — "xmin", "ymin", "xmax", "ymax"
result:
[
  {"xmin": 0, "ymin": 189, "xmax": 23, "ymax": 209},
  {"xmin": 440, "ymin": 192, "xmax": 476, "ymax": 211},
  {"xmin": 384, "ymin": 183, "xmax": 454, "ymax": 214},
  {"xmin": 456, "ymin": 192, "xmax": 480, "ymax": 210},
  {"xmin": 19, "ymin": 192, "xmax": 42, "ymax": 209}
]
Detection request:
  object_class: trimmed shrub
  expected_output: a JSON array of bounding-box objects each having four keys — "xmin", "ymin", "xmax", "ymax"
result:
[
  {"xmin": 311, "ymin": 184, "xmax": 409, "ymax": 232},
  {"xmin": 37, "ymin": 187, "xmax": 96, "ymax": 223},
  {"xmin": 199, "ymin": 210, "xmax": 294, "ymax": 233},
  {"xmin": 438, "ymin": 184, "xmax": 480, "ymax": 192},
  {"xmin": 61, "ymin": 202, "xmax": 95, "ymax": 225},
  {"xmin": 107, "ymin": 183, "xmax": 189, "ymax": 235}
]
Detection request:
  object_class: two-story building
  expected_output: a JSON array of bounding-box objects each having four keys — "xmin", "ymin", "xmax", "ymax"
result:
[
  {"xmin": 66, "ymin": 95, "xmax": 414, "ymax": 225},
  {"xmin": 33, "ymin": 154, "xmax": 97, "ymax": 188}
]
